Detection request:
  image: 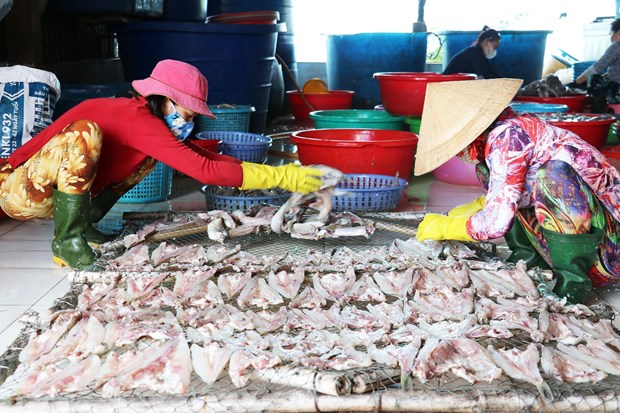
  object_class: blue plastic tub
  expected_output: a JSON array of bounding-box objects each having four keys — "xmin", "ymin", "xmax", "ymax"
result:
[
  {"xmin": 207, "ymin": 0, "xmax": 298, "ymax": 98},
  {"xmin": 439, "ymin": 30, "xmax": 551, "ymax": 84},
  {"xmin": 53, "ymin": 83, "xmax": 132, "ymax": 120},
  {"xmin": 114, "ymin": 21, "xmax": 284, "ymax": 134},
  {"xmin": 509, "ymin": 102, "xmax": 569, "ymax": 114},
  {"xmin": 326, "ymin": 33, "xmax": 428, "ymax": 109}
]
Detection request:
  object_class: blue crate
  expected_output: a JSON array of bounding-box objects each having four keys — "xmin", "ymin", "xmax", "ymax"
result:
[
  {"xmin": 195, "ymin": 105, "xmax": 255, "ymax": 133},
  {"xmin": 118, "ymin": 162, "xmax": 173, "ymax": 203},
  {"xmin": 333, "ymin": 174, "xmax": 408, "ymax": 212},
  {"xmin": 201, "ymin": 186, "xmax": 290, "ymax": 212},
  {"xmin": 195, "ymin": 131, "xmax": 272, "ymax": 163},
  {"xmin": 573, "ymin": 60, "xmax": 596, "ymax": 82}
]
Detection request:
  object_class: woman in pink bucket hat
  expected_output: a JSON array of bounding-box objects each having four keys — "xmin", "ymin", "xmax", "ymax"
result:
[{"xmin": 0, "ymin": 59, "xmax": 326, "ymax": 270}]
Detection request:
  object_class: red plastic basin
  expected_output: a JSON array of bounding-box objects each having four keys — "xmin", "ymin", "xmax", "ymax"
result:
[
  {"xmin": 290, "ymin": 128, "xmax": 418, "ymax": 177},
  {"xmin": 545, "ymin": 113, "xmax": 615, "ymax": 149},
  {"xmin": 287, "ymin": 90, "xmax": 355, "ymax": 121},
  {"xmin": 512, "ymin": 94, "xmax": 588, "ymax": 113},
  {"xmin": 601, "ymin": 145, "xmax": 620, "ymax": 172},
  {"xmin": 373, "ymin": 72, "xmax": 477, "ymax": 116},
  {"xmin": 190, "ymin": 138, "xmax": 220, "ymax": 153},
  {"xmin": 205, "ymin": 11, "xmax": 280, "ymax": 24}
]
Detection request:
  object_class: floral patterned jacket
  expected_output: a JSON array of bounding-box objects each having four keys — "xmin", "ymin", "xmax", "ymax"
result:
[{"xmin": 467, "ymin": 116, "xmax": 620, "ymax": 240}]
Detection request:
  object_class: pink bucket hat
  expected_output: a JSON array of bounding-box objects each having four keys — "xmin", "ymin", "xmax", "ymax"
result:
[{"xmin": 132, "ymin": 59, "xmax": 215, "ymax": 118}]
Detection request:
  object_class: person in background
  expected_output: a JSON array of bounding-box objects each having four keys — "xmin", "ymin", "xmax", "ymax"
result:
[
  {"xmin": 0, "ymin": 59, "xmax": 326, "ymax": 270},
  {"xmin": 575, "ymin": 18, "xmax": 620, "ymax": 112},
  {"xmin": 415, "ymin": 78, "xmax": 620, "ymax": 305},
  {"xmin": 443, "ymin": 26, "xmax": 501, "ymax": 79}
]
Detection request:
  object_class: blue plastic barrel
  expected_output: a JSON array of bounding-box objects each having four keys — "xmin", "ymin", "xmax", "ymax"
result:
[
  {"xmin": 208, "ymin": 0, "xmax": 294, "ymax": 32},
  {"xmin": 439, "ymin": 30, "xmax": 551, "ymax": 84},
  {"xmin": 53, "ymin": 83, "xmax": 132, "ymax": 120},
  {"xmin": 207, "ymin": 0, "xmax": 297, "ymax": 114},
  {"xmin": 162, "ymin": 0, "xmax": 208, "ymax": 21},
  {"xmin": 326, "ymin": 33, "xmax": 428, "ymax": 109},
  {"xmin": 114, "ymin": 21, "xmax": 283, "ymax": 134}
]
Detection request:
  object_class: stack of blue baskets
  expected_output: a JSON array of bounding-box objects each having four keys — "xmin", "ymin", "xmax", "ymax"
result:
[
  {"xmin": 195, "ymin": 105, "xmax": 255, "ymax": 133},
  {"xmin": 196, "ymin": 131, "xmax": 272, "ymax": 163},
  {"xmin": 573, "ymin": 61, "xmax": 596, "ymax": 82},
  {"xmin": 333, "ymin": 174, "xmax": 408, "ymax": 212}
]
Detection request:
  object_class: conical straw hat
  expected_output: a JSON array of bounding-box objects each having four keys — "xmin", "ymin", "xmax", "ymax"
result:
[{"xmin": 413, "ymin": 78, "xmax": 523, "ymax": 176}]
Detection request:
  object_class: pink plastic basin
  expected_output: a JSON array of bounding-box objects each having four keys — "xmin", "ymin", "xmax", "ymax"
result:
[{"xmin": 432, "ymin": 156, "xmax": 481, "ymax": 187}]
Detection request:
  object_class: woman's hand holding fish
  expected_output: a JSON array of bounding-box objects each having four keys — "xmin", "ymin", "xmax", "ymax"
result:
[{"xmin": 240, "ymin": 163, "xmax": 325, "ymax": 194}]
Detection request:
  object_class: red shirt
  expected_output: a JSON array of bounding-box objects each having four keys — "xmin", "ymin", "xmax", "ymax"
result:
[{"xmin": 8, "ymin": 96, "xmax": 243, "ymax": 195}]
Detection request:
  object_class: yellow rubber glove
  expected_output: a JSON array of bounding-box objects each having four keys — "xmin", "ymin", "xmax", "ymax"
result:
[
  {"xmin": 416, "ymin": 214, "xmax": 474, "ymax": 242},
  {"xmin": 447, "ymin": 195, "xmax": 486, "ymax": 217},
  {"xmin": 240, "ymin": 162, "xmax": 325, "ymax": 194}
]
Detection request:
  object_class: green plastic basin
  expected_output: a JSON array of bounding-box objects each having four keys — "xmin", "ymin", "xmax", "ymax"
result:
[{"xmin": 309, "ymin": 109, "xmax": 405, "ymax": 130}]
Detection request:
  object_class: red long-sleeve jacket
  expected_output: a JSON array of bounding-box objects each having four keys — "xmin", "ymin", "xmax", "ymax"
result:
[{"xmin": 7, "ymin": 96, "xmax": 244, "ymax": 195}]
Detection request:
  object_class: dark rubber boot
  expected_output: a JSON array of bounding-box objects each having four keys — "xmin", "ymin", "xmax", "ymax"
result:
[
  {"xmin": 51, "ymin": 189, "xmax": 98, "ymax": 270},
  {"xmin": 504, "ymin": 219, "xmax": 550, "ymax": 270},
  {"xmin": 542, "ymin": 228, "xmax": 602, "ymax": 304}
]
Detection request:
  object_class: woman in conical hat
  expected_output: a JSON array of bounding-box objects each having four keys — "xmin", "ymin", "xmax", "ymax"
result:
[{"xmin": 415, "ymin": 78, "xmax": 620, "ymax": 304}]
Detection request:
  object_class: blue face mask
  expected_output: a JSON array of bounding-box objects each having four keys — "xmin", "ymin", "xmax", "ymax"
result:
[{"xmin": 165, "ymin": 103, "xmax": 194, "ymax": 141}]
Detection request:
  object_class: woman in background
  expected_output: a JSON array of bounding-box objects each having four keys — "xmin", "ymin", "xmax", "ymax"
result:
[
  {"xmin": 575, "ymin": 18, "xmax": 620, "ymax": 111},
  {"xmin": 443, "ymin": 26, "xmax": 501, "ymax": 79}
]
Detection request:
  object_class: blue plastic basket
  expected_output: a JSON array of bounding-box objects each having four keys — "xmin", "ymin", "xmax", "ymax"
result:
[
  {"xmin": 573, "ymin": 60, "xmax": 596, "ymax": 82},
  {"xmin": 333, "ymin": 174, "xmax": 408, "ymax": 212},
  {"xmin": 195, "ymin": 131, "xmax": 272, "ymax": 163},
  {"xmin": 118, "ymin": 162, "xmax": 173, "ymax": 203},
  {"xmin": 201, "ymin": 186, "xmax": 290, "ymax": 212},
  {"xmin": 195, "ymin": 105, "xmax": 255, "ymax": 132}
]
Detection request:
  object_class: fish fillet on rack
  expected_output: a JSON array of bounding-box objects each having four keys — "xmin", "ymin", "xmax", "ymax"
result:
[
  {"xmin": 191, "ymin": 342, "xmax": 234, "ymax": 386},
  {"xmin": 541, "ymin": 345, "xmax": 607, "ymax": 383},
  {"xmin": 267, "ymin": 267, "xmax": 305, "ymax": 299},
  {"xmin": 19, "ymin": 310, "xmax": 82, "ymax": 364},
  {"xmin": 487, "ymin": 343, "xmax": 553, "ymax": 402},
  {"xmin": 556, "ymin": 338, "xmax": 620, "ymax": 375},
  {"xmin": 97, "ymin": 336, "xmax": 192, "ymax": 397}
]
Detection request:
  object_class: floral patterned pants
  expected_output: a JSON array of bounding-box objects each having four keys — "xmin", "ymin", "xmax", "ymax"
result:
[
  {"xmin": 0, "ymin": 120, "xmax": 156, "ymax": 220},
  {"xmin": 477, "ymin": 160, "xmax": 620, "ymax": 285}
]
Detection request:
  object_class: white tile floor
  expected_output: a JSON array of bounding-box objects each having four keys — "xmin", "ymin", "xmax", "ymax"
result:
[{"xmin": 0, "ymin": 172, "xmax": 618, "ymax": 358}]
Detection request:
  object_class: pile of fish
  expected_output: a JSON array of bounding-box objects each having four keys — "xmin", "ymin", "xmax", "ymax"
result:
[
  {"xmin": 121, "ymin": 167, "xmax": 373, "ymax": 246},
  {"xmin": 1, "ymin": 234, "xmax": 619, "ymax": 402},
  {"xmin": 536, "ymin": 113, "xmax": 616, "ymax": 123},
  {"xmin": 518, "ymin": 75, "xmax": 584, "ymax": 97}
]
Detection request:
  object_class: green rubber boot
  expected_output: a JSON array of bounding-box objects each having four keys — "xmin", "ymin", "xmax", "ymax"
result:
[
  {"xmin": 51, "ymin": 189, "xmax": 98, "ymax": 270},
  {"xmin": 504, "ymin": 219, "xmax": 550, "ymax": 270},
  {"xmin": 84, "ymin": 188, "xmax": 123, "ymax": 245},
  {"xmin": 542, "ymin": 228, "xmax": 603, "ymax": 304}
]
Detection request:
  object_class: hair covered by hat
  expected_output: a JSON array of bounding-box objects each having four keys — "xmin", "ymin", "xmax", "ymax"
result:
[
  {"xmin": 413, "ymin": 78, "xmax": 523, "ymax": 176},
  {"xmin": 132, "ymin": 59, "xmax": 215, "ymax": 118}
]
